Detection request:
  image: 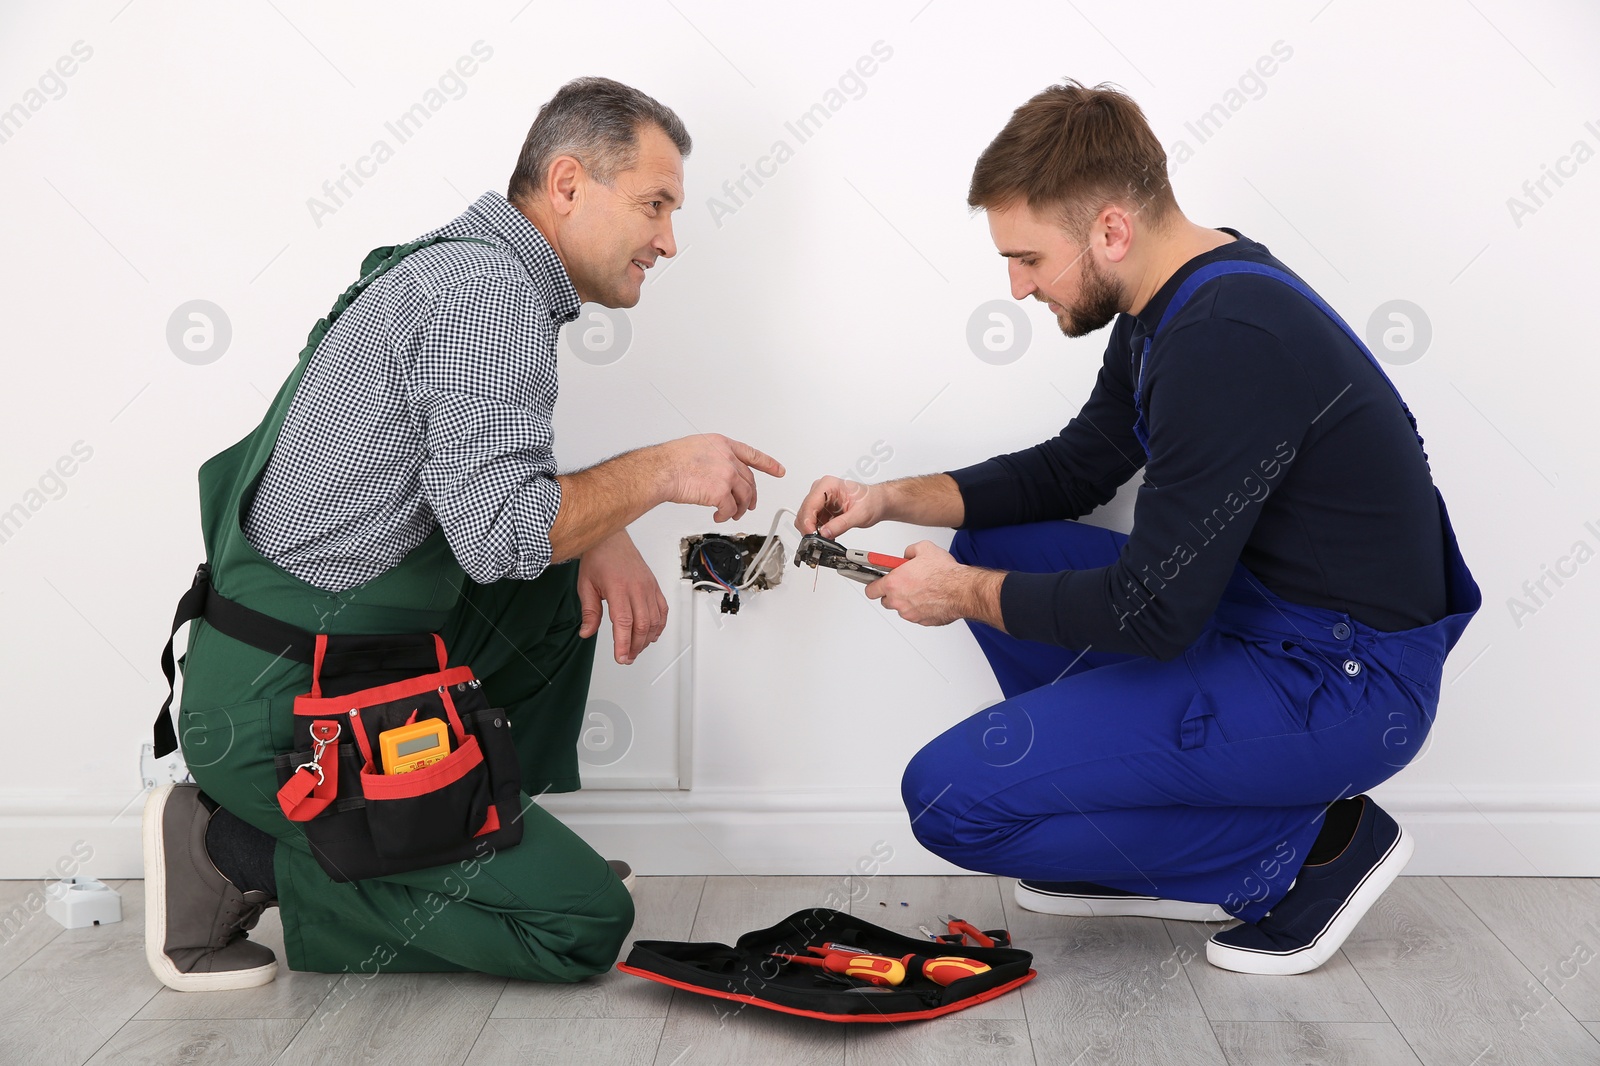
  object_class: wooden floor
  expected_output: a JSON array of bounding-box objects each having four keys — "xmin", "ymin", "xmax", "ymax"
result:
[{"xmin": 1, "ymin": 875, "xmax": 1597, "ymax": 1065}]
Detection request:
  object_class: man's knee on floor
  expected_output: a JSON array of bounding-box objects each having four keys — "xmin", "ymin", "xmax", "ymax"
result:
[
  {"xmin": 580, "ymin": 880, "xmax": 636, "ymax": 978},
  {"xmin": 557, "ymin": 876, "xmax": 636, "ymax": 982}
]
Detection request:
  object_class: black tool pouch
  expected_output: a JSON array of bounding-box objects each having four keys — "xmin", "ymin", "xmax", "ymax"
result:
[
  {"xmin": 617, "ymin": 908, "xmax": 1035, "ymax": 1022},
  {"xmin": 271, "ymin": 631, "xmax": 524, "ymax": 882}
]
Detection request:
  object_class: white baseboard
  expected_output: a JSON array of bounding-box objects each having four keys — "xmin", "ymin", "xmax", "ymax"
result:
[{"xmin": 2, "ymin": 784, "xmax": 1598, "ymax": 883}]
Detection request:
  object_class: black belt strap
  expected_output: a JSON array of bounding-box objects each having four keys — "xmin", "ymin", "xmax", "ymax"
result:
[{"xmin": 155, "ymin": 563, "xmax": 317, "ymax": 757}]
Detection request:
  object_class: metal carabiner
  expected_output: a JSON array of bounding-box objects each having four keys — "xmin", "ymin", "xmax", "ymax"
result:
[{"xmin": 303, "ymin": 720, "xmax": 342, "ymax": 787}]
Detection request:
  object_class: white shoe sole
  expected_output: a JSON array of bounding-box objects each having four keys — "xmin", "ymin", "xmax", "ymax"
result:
[
  {"xmin": 1014, "ymin": 880, "xmax": 1230, "ymax": 922},
  {"xmin": 1205, "ymin": 826, "xmax": 1414, "ymax": 976},
  {"xmin": 142, "ymin": 783, "xmax": 278, "ymax": 992}
]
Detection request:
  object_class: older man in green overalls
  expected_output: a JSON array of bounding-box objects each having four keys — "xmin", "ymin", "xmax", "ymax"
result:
[{"xmin": 143, "ymin": 77, "xmax": 784, "ymax": 990}]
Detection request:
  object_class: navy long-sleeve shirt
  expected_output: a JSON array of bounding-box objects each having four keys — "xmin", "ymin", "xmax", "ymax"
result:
[{"xmin": 947, "ymin": 228, "xmax": 1446, "ymax": 660}]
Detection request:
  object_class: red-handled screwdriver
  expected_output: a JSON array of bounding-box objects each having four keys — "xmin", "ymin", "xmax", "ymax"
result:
[
  {"xmin": 812, "ymin": 943, "xmax": 992, "ymax": 987},
  {"xmin": 771, "ymin": 948, "xmax": 906, "ymax": 987}
]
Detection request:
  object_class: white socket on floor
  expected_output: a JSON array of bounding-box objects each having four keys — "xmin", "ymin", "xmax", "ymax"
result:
[{"xmin": 44, "ymin": 878, "xmax": 123, "ymax": 929}]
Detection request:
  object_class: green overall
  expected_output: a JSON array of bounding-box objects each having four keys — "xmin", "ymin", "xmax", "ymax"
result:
[{"xmin": 175, "ymin": 237, "xmax": 633, "ymax": 980}]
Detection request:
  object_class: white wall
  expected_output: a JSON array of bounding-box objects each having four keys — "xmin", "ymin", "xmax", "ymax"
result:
[{"xmin": 3, "ymin": 0, "xmax": 1597, "ymax": 883}]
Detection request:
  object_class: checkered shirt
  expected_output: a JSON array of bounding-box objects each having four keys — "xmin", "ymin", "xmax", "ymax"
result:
[{"xmin": 242, "ymin": 191, "xmax": 581, "ymax": 592}]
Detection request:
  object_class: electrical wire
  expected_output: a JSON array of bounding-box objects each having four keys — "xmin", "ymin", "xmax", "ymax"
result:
[
  {"xmin": 688, "ymin": 508, "xmax": 798, "ymax": 606},
  {"xmin": 735, "ymin": 507, "xmax": 797, "ymax": 590},
  {"xmin": 698, "ymin": 547, "xmax": 738, "ymax": 593}
]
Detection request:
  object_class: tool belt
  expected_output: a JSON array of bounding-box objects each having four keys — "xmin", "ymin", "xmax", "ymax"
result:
[
  {"xmin": 617, "ymin": 909, "xmax": 1035, "ymax": 1022},
  {"xmin": 154, "ymin": 563, "xmax": 525, "ymax": 882}
]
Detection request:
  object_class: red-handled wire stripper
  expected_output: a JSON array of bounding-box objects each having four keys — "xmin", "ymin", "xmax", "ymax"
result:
[{"xmin": 793, "ymin": 532, "xmax": 906, "ymax": 584}]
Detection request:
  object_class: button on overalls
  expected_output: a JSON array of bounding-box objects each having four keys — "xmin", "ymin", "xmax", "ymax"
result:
[
  {"xmin": 906, "ymin": 261, "xmax": 1482, "ymax": 922},
  {"xmin": 175, "ymin": 237, "xmax": 632, "ymax": 979}
]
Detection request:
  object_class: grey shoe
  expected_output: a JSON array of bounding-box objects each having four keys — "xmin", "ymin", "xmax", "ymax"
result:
[
  {"xmin": 607, "ymin": 859, "xmax": 636, "ymax": 894},
  {"xmin": 142, "ymin": 783, "xmax": 278, "ymax": 991}
]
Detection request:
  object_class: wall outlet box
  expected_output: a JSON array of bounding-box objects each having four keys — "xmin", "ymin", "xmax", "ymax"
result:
[{"xmin": 45, "ymin": 878, "xmax": 123, "ymax": 929}]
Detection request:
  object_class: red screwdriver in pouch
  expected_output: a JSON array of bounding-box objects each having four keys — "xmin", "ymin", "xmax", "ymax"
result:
[{"xmin": 771, "ymin": 943, "xmax": 990, "ymax": 987}]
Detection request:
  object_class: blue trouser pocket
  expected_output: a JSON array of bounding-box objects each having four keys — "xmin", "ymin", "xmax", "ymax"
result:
[
  {"xmin": 1184, "ymin": 628, "xmax": 1368, "ymax": 746},
  {"xmin": 1185, "ymin": 629, "xmax": 1310, "ymax": 746}
]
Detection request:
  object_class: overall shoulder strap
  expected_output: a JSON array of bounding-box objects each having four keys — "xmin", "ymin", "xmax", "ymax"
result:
[
  {"xmin": 297, "ymin": 235, "xmax": 496, "ymax": 363},
  {"xmin": 1150, "ymin": 260, "xmax": 1426, "ymax": 459}
]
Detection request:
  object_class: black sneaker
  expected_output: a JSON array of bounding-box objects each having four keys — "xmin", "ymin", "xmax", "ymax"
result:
[
  {"xmin": 143, "ymin": 783, "xmax": 278, "ymax": 991},
  {"xmin": 1015, "ymin": 879, "xmax": 1230, "ymax": 921},
  {"xmin": 1207, "ymin": 795, "xmax": 1412, "ymax": 975}
]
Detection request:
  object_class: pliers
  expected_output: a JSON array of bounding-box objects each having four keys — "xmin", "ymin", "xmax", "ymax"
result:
[
  {"xmin": 918, "ymin": 915, "xmax": 1011, "ymax": 949},
  {"xmin": 793, "ymin": 532, "xmax": 906, "ymax": 584}
]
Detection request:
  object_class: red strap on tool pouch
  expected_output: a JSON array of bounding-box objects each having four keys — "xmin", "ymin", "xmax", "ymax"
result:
[
  {"xmin": 310, "ymin": 635, "xmax": 329, "ymax": 698},
  {"xmin": 276, "ymin": 719, "xmax": 342, "ymax": 822}
]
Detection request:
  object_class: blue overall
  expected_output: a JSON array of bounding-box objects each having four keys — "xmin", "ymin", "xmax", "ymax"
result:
[{"xmin": 902, "ymin": 263, "xmax": 1483, "ymax": 922}]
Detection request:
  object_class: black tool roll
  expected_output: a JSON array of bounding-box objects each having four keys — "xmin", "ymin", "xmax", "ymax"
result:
[{"xmin": 617, "ymin": 908, "xmax": 1035, "ymax": 1022}]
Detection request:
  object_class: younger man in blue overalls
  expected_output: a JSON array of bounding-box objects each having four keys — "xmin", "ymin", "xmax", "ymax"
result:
[{"xmin": 796, "ymin": 80, "xmax": 1480, "ymax": 975}]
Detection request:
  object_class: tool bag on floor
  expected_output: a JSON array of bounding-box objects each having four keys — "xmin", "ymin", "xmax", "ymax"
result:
[
  {"xmin": 616, "ymin": 908, "xmax": 1035, "ymax": 1022},
  {"xmin": 154, "ymin": 564, "xmax": 526, "ymax": 882}
]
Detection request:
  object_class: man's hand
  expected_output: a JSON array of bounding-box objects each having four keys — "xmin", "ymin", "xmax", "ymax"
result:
[
  {"xmin": 795, "ymin": 476, "xmax": 886, "ymax": 539},
  {"xmin": 865, "ymin": 540, "xmax": 1007, "ymax": 630},
  {"xmin": 794, "ymin": 474, "xmax": 965, "ymax": 538},
  {"xmin": 577, "ymin": 529, "xmax": 668, "ymax": 665},
  {"xmin": 551, "ymin": 434, "xmax": 783, "ymax": 564},
  {"xmin": 657, "ymin": 434, "xmax": 786, "ymax": 523}
]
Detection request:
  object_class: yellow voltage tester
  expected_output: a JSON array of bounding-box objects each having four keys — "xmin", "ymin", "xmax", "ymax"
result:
[{"xmin": 379, "ymin": 718, "xmax": 451, "ymax": 774}]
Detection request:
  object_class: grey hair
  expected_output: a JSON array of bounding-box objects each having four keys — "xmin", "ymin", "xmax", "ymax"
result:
[{"xmin": 507, "ymin": 77, "xmax": 691, "ymax": 204}]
